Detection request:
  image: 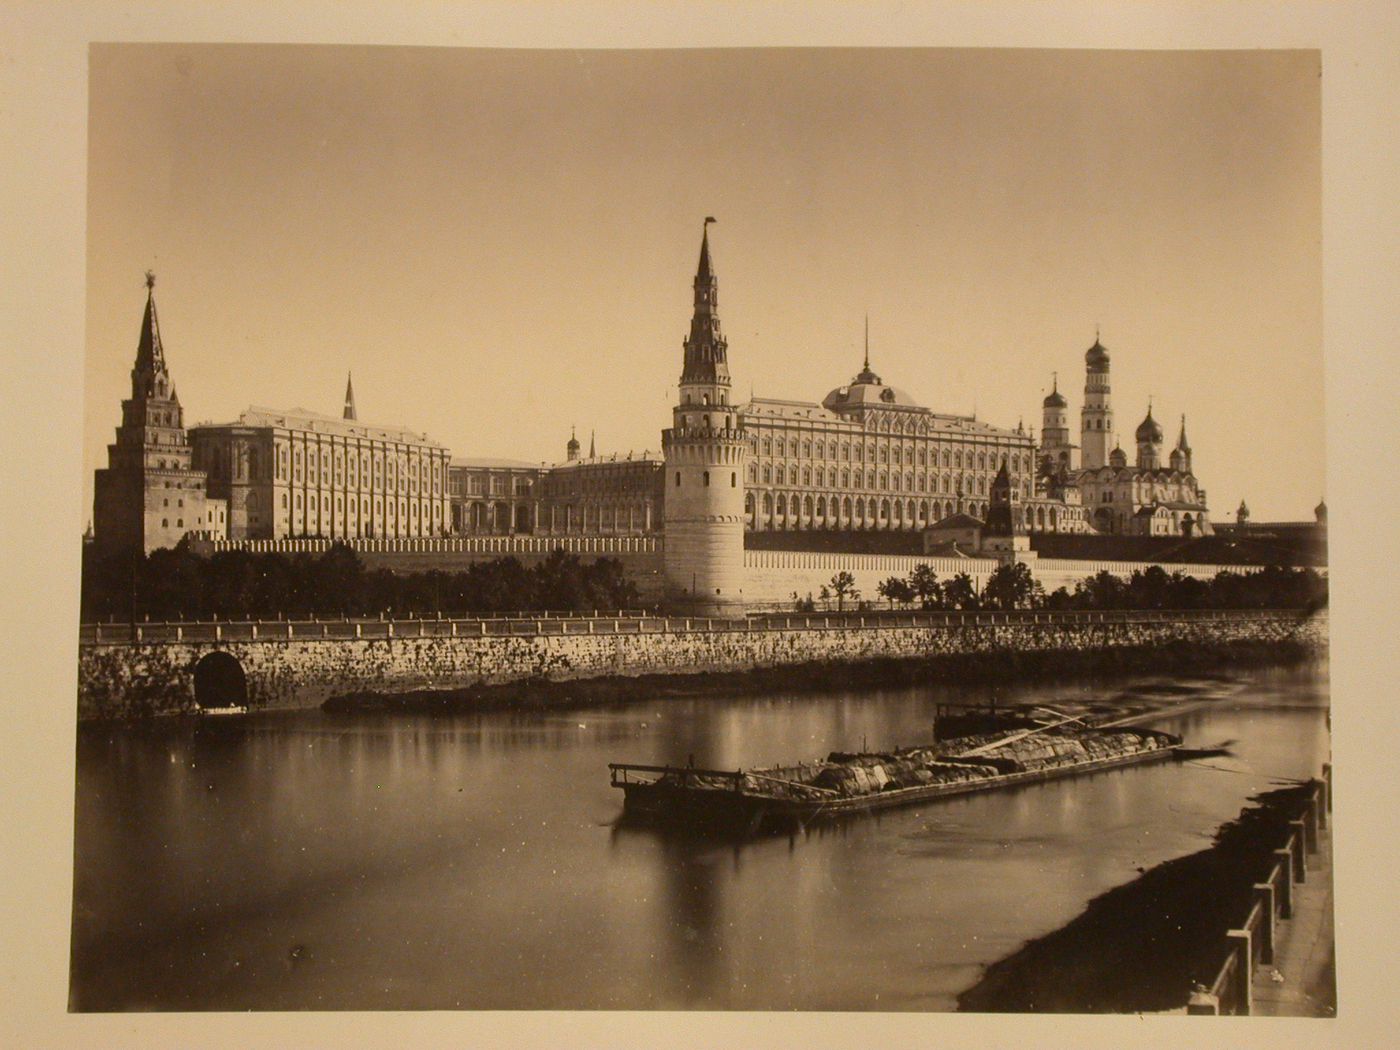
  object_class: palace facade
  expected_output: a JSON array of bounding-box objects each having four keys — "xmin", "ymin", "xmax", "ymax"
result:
[{"xmin": 189, "ymin": 389, "xmax": 452, "ymax": 542}]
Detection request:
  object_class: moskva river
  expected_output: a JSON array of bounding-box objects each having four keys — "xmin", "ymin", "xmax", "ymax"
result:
[{"xmin": 70, "ymin": 662, "xmax": 1328, "ymax": 1011}]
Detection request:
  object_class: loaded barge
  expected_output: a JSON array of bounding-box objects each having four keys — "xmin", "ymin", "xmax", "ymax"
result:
[{"xmin": 610, "ymin": 714, "xmax": 1182, "ymax": 835}]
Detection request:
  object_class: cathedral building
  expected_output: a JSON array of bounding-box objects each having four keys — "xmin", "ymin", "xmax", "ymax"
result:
[
  {"xmin": 1036, "ymin": 337, "xmax": 1212, "ymax": 537},
  {"xmin": 93, "ymin": 273, "xmax": 225, "ymax": 553}
]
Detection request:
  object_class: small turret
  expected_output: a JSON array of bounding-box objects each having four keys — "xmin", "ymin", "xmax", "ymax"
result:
[
  {"xmin": 1109, "ymin": 442, "xmax": 1128, "ymax": 469},
  {"xmin": 1169, "ymin": 414, "xmax": 1191, "ymax": 472},
  {"xmin": 566, "ymin": 425, "xmax": 580, "ymax": 462},
  {"xmin": 1237, "ymin": 499, "xmax": 1250, "ymax": 525},
  {"xmin": 1314, "ymin": 499, "xmax": 1327, "ymax": 525}
]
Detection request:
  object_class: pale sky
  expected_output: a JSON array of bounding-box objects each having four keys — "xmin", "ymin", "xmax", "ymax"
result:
[{"xmin": 85, "ymin": 45, "xmax": 1322, "ymax": 520}]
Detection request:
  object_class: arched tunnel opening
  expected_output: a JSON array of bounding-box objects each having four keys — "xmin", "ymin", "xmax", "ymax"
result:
[{"xmin": 193, "ymin": 651, "xmax": 248, "ymax": 710}]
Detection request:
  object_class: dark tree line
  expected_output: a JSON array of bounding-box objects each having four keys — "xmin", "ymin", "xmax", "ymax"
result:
[
  {"xmin": 81, "ymin": 543, "xmax": 641, "ymax": 621},
  {"xmin": 859, "ymin": 562, "xmax": 1327, "ymax": 613}
]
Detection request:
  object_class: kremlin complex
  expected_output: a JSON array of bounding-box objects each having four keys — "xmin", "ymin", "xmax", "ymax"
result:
[{"xmin": 89, "ymin": 224, "xmax": 1313, "ymax": 611}]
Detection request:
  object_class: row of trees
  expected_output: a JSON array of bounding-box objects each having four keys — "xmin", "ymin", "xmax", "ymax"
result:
[
  {"xmin": 814, "ymin": 562, "xmax": 1327, "ymax": 613},
  {"xmin": 81, "ymin": 543, "xmax": 641, "ymax": 621}
]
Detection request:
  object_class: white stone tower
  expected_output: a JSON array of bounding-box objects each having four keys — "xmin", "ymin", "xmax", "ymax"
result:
[
  {"xmin": 1080, "ymin": 333, "xmax": 1114, "ymax": 469},
  {"xmin": 661, "ymin": 219, "xmax": 748, "ymax": 614},
  {"xmin": 1038, "ymin": 373, "xmax": 1079, "ymax": 473}
]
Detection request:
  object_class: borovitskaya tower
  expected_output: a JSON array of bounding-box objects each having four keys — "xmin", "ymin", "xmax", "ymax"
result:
[{"xmin": 661, "ymin": 220, "xmax": 748, "ymax": 613}]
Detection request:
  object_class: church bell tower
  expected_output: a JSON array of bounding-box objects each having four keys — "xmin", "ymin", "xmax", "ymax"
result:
[{"xmin": 661, "ymin": 219, "xmax": 748, "ymax": 613}]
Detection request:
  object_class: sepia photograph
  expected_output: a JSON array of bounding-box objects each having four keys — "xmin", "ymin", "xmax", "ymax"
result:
[
  {"xmin": 5, "ymin": 3, "xmax": 1397, "ymax": 1046},
  {"xmin": 68, "ymin": 41, "xmax": 1335, "ymax": 1015}
]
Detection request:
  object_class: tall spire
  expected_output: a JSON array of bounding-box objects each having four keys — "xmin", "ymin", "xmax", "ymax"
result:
[
  {"xmin": 681, "ymin": 217, "xmax": 730, "ymax": 388},
  {"xmin": 697, "ymin": 217, "xmax": 716, "ymax": 280},
  {"xmin": 854, "ymin": 314, "xmax": 880, "ymax": 385},
  {"xmin": 343, "ymin": 372, "xmax": 357, "ymax": 421},
  {"xmin": 1176, "ymin": 413, "xmax": 1190, "ymax": 451},
  {"xmin": 589, "ymin": 429, "xmax": 596, "ymax": 458},
  {"xmin": 132, "ymin": 270, "xmax": 167, "ymax": 394}
]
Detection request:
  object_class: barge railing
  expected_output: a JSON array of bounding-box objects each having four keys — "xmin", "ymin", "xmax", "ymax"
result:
[{"xmin": 1188, "ymin": 763, "xmax": 1331, "ymax": 1016}]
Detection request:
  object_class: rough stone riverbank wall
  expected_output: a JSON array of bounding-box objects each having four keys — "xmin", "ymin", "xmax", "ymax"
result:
[{"xmin": 77, "ymin": 610, "xmax": 1327, "ymax": 721}]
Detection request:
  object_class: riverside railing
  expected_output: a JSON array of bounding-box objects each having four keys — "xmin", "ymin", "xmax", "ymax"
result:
[
  {"xmin": 78, "ymin": 607, "xmax": 1314, "ymax": 646},
  {"xmin": 1188, "ymin": 764, "xmax": 1332, "ymax": 1016}
]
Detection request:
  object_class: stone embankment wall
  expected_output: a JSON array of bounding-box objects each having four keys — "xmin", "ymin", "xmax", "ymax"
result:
[{"xmin": 77, "ymin": 610, "xmax": 1326, "ymax": 721}]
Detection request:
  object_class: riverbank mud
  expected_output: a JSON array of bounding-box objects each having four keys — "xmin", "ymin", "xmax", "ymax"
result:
[
  {"xmin": 322, "ymin": 637, "xmax": 1321, "ymax": 715},
  {"xmin": 955, "ymin": 782, "xmax": 1321, "ymax": 1013}
]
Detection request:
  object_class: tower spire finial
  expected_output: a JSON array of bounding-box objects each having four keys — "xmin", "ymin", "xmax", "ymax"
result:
[
  {"xmin": 589, "ymin": 429, "xmax": 596, "ymax": 459},
  {"xmin": 145, "ymin": 270, "xmax": 156, "ymax": 291},
  {"xmin": 343, "ymin": 372, "xmax": 357, "ymax": 421},
  {"xmin": 864, "ymin": 313, "xmax": 870, "ymax": 371},
  {"xmin": 1052, "ymin": 370, "xmax": 1058, "ymax": 393}
]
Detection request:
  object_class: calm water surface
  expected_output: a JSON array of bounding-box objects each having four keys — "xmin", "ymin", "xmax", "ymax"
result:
[{"xmin": 71, "ymin": 662, "xmax": 1328, "ymax": 1011}]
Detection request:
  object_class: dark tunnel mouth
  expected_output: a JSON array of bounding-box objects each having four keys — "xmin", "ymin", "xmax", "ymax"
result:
[{"xmin": 193, "ymin": 651, "xmax": 247, "ymax": 710}]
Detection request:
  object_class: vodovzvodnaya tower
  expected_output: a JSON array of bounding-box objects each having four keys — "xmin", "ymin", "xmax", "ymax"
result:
[{"xmin": 661, "ymin": 219, "xmax": 749, "ymax": 614}]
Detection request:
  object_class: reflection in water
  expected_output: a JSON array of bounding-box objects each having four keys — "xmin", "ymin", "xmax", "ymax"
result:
[{"xmin": 71, "ymin": 662, "xmax": 1328, "ymax": 1011}]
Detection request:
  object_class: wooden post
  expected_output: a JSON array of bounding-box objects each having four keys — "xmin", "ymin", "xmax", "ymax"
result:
[
  {"xmin": 1303, "ymin": 795, "xmax": 1320, "ymax": 853},
  {"xmin": 1273, "ymin": 850, "xmax": 1294, "ymax": 919},
  {"xmin": 1253, "ymin": 884, "xmax": 1276, "ymax": 964},
  {"xmin": 1186, "ymin": 986, "xmax": 1221, "ymax": 1015},
  {"xmin": 1323, "ymin": 763, "xmax": 1332, "ymax": 817},
  {"xmin": 1289, "ymin": 822, "xmax": 1308, "ymax": 880},
  {"xmin": 1226, "ymin": 930, "xmax": 1252, "ymax": 1014}
]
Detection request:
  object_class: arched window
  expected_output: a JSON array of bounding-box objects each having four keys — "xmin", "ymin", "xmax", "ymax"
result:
[
  {"xmin": 789, "ymin": 466, "xmax": 798, "ymax": 485},
  {"xmin": 763, "ymin": 493, "xmax": 773, "ymax": 514},
  {"xmin": 776, "ymin": 494, "xmax": 787, "ymax": 515},
  {"xmin": 843, "ymin": 497, "xmax": 852, "ymax": 518},
  {"xmin": 816, "ymin": 496, "xmax": 826, "ymax": 518},
  {"xmin": 730, "ymin": 472, "xmax": 736, "ymax": 488},
  {"xmin": 675, "ymin": 472, "xmax": 681, "ymax": 487},
  {"xmin": 763, "ymin": 465, "xmax": 772, "ymax": 483}
]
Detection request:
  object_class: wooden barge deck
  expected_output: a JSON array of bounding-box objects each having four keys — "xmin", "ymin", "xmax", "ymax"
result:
[{"xmin": 610, "ymin": 725, "xmax": 1182, "ymax": 835}]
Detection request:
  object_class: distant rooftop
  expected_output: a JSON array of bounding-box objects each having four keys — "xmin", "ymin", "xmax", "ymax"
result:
[{"xmin": 196, "ymin": 405, "xmax": 445, "ymax": 447}]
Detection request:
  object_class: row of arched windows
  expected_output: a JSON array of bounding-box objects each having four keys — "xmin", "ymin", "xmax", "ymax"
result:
[
  {"xmin": 751, "ymin": 435, "xmax": 1033, "ymax": 474},
  {"xmin": 744, "ymin": 493, "xmax": 992, "ymax": 527},
  {"xmin": 746, "ymin": 464, "xmax": 1030, "ymax": 498}
]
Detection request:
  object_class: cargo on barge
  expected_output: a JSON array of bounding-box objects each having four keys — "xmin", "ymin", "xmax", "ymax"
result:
[{"xmin": 609, "ymin": 722, "xmax": 1182, "ymax": 835}]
